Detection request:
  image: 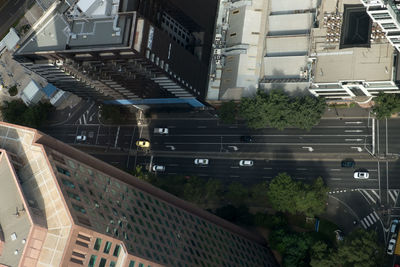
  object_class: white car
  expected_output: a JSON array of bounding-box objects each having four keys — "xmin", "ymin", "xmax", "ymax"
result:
[
  {"xmin": 194, "ymin": 159, "xmax": 209, "ymax": 165},
  {"xmin": 152, "ymin": 165, "xmax": 165, "ymax": 172},
  {"xmin": 76, "ymin": 135, "xmax": 87, "ymax": 141},
  {"xmin": 387, "ymin": 238, "xmax": 396, "ymax": 255},
  {"xmin": 353, "ymin": 171, "xmax": 369, "ymax": 179},
  {"xmin": 154, "ymin": 128, "xmax": 169, "ymax": 134},
  {"xmin": 239, "ymin": 160, "xmax": 253, "ymax": 167}
]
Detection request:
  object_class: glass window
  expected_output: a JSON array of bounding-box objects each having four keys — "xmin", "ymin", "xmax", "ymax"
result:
[
  {"xmin": 57, "ymin": 166, "xmax": 71, "ymax": 176},
  {"xmin": 68, "ymin": 160, "xmax": 76, "ymax": 169},
  {"xmin": 61, "ymin": 178, "xmax": 75, "ymax": 189},
  {"xmin": 138, "ymin": 264, "xmax": 144, "ymax": 267},
  {"xmin": 72, "ymin": 203, "xmax": 86, "ymax": 214},
  {"xmin": 103, "ymin": 241, "xmax": 112, "ymax": 254},
  {"xmin": 129, "ymin": 261, "xmax": 135, "ymax": 267},
  {"xmin": 94, "ymin": 238, "xmax": 102, "ymax": 250},
  {"xmin": 99, "ymin": 258, "xmax": 107, "ymax": 267},
  {"xmin": 113, "ymin": 245, "xmax": 120, "ymax": 257},
  {"xmin": 67, "ymin": 191, "xmax": 81, "ymax": 201},
  {"xmin": 88, "ymin": 255, "xmax": 97, "ymax": 267},
  {"xmin": 109, "ymin": 261, "xmax": 116, "ymax": 267}
]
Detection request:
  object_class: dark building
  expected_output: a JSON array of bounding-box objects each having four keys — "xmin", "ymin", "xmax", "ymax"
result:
[{"xmin": 14, "ymin": 0, "xmax": 213, "ymax": 107}]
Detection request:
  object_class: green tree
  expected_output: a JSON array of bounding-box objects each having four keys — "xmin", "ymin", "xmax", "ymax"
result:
[
  {"xmin": 295, "ymin": 177, "xmax": 328, "ymax": 217},
  {"xmin": 225, "ymin": 182, "xmax": 248, "ymax": 207},
  {"xmin": 267, "ymin": 173, "xmax": 300, "ymax": 214},
  {"xmin": 263, "ymin": 90, "xmax": 292, "ymax": 130},
  {"xmin": 372, "ymin": 92, "xmax": 400, "ymax": 119},
  {"xmin": 217, "ymin": 101, "xmax": 237, "ymax": 124},
  {"xmin": 290, "ymin": 96, "xmax": 326, "ymax": 130},
  {"xmin": 310, "ymin": 241, "xmax": 338, "ymax": 267},
  {"xmin": 250, "ymin": 181, "xmax": 269, "ymax": 206},
  {"xmin": 337, "ymin": 229, "xmax": 384, "ymax": 267},
  {"xmin": 239, "ymin": 91, "xmax": 270, "ymax": 129},
  {"xmin": 1, "ymin": 100, "xmax": 52, "ymax": 128},
  {"xmin": 8, "ymin": 85, "xmax": 18, "ymax": 96},
  {"xmin": 100, "ymin": 104, "xmax": 122, "ymax": 123},
  {"xmin": 183, "ymin": 177, "xmax": 222, "ymax": 208}
]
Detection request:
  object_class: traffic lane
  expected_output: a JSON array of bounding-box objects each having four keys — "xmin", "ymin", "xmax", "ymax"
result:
[
  {"xmin": 388, "ymin": 161, "xmax": 400, "ymax": 189},
  {"xmin": 152, "ymin": 142, "xmax": 370, "ymax": 154}
]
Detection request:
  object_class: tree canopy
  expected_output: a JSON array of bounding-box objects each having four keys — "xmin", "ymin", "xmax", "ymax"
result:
[
  {"xmin": 1, "ymin": 100, "xmax": 52, "ymax": 128},
  {"xmin": 267, "ymin": 173, "xmax": 328, "ymax": 217},
  {"xmin": 217, "ymin": 101, "xmax": 237, "ymax": 124},
  {"xmin": 239, "ymin": 90, "xmax": 326, "ymax": 130},
  {"xmin": 372, "ymin": 92, "xmax": 400, "ymax": 119}
]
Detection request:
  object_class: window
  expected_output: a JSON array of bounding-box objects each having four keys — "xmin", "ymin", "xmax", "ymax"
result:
[
  {"xmin": 67, "ymin": 191, "xmax": 81, "ymax": 201},
  {"xmin": 94, "ymin": 238, "xmax": 102, "ymax": 250},
  {"xmin": 72, "ymin": 204, "xmax": 86, "ymax": 214},
  {"xmin": 113, "ymin": 245, "xmax": 121, "ymax": 257},
  {"xmin": 139, "ymin": 264, "xmax": 144, "ymax": 267},
  {"xmin": 103, "ymin": 241, "xmax": 112, "ymax": 254},
  {"xmin": 109, "ymin": 261, "xmax": 116, "ymax": 267},
  {"xmin": 57, "ymin": 166, "xmax": 71, "ymax": 176},
  {"xmin": 88, "ymin": 255, "xmax": 97, "ymax": 267},
  {"xmin": 129, "ymin": 261, "xmax": 135, "ymax": 267},
  {"xmin": 99, "ymin": 258, "xmax": 107, "ymax": 267},
  {"xmin": 232, "ymin": 9, "xmax": 239, "ymax": 14},
  {"xmin": 62, "ymin": 178, "xmax": 75, "ymax": 189}
]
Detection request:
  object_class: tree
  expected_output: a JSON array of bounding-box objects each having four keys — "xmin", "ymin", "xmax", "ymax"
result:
[
  {"xmin": 290, "ymin": 96, "xmax": 326, "ymax": 130},
  {"xmin": 294, "ymin": 177, "xmax": 328, "ymax": 217},
  {"xmin": 310, "ymin": 241, "xmax": 338, "ymax": 267},
  {"xmin": 1, "ymin": 100, "xmax": 52, "ymax": 128},
  {"xmin": 239, "ymin": 91, "xmax": 270, "ymax": 129},
  {"xmin": 267, "ymin": 173, "xmax": 300, "ymax": 214},
  {"xmin": 100, "ymin": 104, "xmax": 122, "ymax": 123},
  {"xmin": 337, "ymin": 229, "xmax": 384, "ymax": 267},
  {"xmin": 217, "ymin": 101, "xmax": 237, "ymax": 124},
  {"xmin": 250, "ymin": 181, "xmax": 269, "ymax": 206},
  {"xmin": 8, "ymin": 85, "xmax": 18, "ymax": 96},
  {"xmin": 225, "ymin": 182, "xmax": 248, "ymax": 207},
  {"xmin": 372, "ymin": 92, "xmax": 400, "ymax": 119},
  {"xmin": 215, "ymin": 205, "xmax": 254, "ymax": 225}
]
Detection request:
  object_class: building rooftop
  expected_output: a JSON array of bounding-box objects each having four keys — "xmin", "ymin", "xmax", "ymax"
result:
[
  {"xmin": 270, "ymin": 0, "xmax": 317, "ymax": 13},
  {"xmin": 0, "ymin": 151, "xmax": 32, "ymax": 267},
  {"xmin": 265, "ymin": 35, "xmax": 309, "ymax": 56}
]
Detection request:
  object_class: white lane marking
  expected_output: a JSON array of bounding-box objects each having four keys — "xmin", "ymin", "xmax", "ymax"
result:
[
  {"xmin": 230, "ymin": 166, "xmax": 239, "ymax": 169},
  {"xmin": 345, "ymin": 121, "xmax": 363, "ymax": 124},
  {"xmin": 361, "ymin": 189, "xmax": 376, "ymax": 204},
  {"xmin": 331, "ymin": 178, "xmax": 342, "ymax": 181},
  {"xmin": 345, "ymin": 139, "xmax": 363, "ymax": 142},
  {"xmin": 366, "ymin": 215, "xmax": 374, "ymax": 225},
  {"xmin": 389, "ymin": 190, "xmax": 396, "ymax": 203},
  {"xmin": 264, "ymin": 167, "xmax": 272, "ymax": 170},
  {"xmin": 344, "ymin": 130, "xmax": 363, "ymax": 133},
  {"xmin": 330, "ymin": 169, "xmax": 341, "ymax": 171},
  {"xmin": 394, "ymin": 190, "xmax": 399, "ymax": 198},
  {"xmin": 373, "ymin": 211, "xmax": 379, "ymax": 220},
  {"xmin": 363, "ymin": 218, "xmax": 370, "ymax": 227},
  {"xmin": 83, "ymin": 114, "xmax": 87, "ymax": 124},
  {"xmin": 371, "ymin": 190, "xmax": 380, "ymax": 199},
  {"xmin": 170, "ymin": 134, "xmax": 372, "ymax": 137},
  {"xmin": 360, "ymin": 220, "xmax": 367, "ymax": 229},
  {"xmin": 164, "ymin": 142, "xmax": 369, "ymax": 146},
  {"xmin": 296, "ymin": 168, "xmax": 307, "ymax": 170},
  {"xmin": 369, "ymin": 169, "xmax": 378, "ymax": 172}
]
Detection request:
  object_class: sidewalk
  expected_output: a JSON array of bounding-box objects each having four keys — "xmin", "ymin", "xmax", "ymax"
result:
[{"xmin": 322, "ymin": 106, "xmax": 371, "ymax": 119}]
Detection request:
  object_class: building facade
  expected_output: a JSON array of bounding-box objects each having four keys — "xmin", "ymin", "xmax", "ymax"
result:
[
  {"xmin": 14, "ymin": 0, "xmax": 211, "ymax": 108},
  {"xmin": 0, "ymin": 121, "xmax": 277, "ymax": 267}
]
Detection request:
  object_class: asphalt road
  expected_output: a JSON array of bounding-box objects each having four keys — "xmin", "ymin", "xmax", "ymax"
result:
[{"xmin": 0, "ymin": 0, "xmax": 34, "ymax": 38}]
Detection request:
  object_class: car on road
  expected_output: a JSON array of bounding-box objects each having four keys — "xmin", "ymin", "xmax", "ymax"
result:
[
  {"xmin": 341, "ymin": 160, "xmax": 355, "ymax": 168},
  {"xmin": 152, "ymin": 165, "xmax": 165, "ymax": 172},
  {"xmin": 239, "ymin": 160, "xmax": 253, "ymax": 166},
  {"xmin": 387, "ymin": 238, "xmax": 396, "ymax": 255},
  {"xmin": 353, "ymin": 170, "xmax": 369, "ymax": 179},
  {"xmin": 154, "ymin": 128, "xmax": 169, "ymax": 134},
  {"xmin": 76, "ymin": 135, "xmax": 87, "ymax": 141},
  {"xmin": 240, "ymin": 136, "xmax": 253, "ymax": 142},
  {"xmin": 194, "ymin": 159, "xmax": 209, "ymax": 165},
  {"xmin": 136, "ymin": 140, "xmax": 150, "ymax": 148},
  {"xmin": 390, "ymin": 219, "xmax": 399, "ymax": 235}
]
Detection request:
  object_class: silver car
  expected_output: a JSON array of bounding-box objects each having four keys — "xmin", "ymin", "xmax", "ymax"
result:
[
  {"xmin": 194, "ymin": 159, "xmax": 209, "ymax": 165},
  {"xmin": 353, "ymin": 171, "xmax": 369, "ymax": 179},
  {"xmin": 152, "ymin": 165, "xmax": 165, "ymax": 172},
  {"xmin": 387, "ymin": 238, "xmax": 396, "ymax": 255},
  {"xmin": 239, "ymin": 160, "xmax": 253, "ymax": 166}
]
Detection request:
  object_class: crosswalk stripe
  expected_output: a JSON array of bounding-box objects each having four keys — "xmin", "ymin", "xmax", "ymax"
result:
[
  {"xmin": 366, "ymin": 215, "xmax": 374, "ymax": 224},
  {"xmin": 394, "ymin": 190, "xmax": 399, "ymax": 198},
  {"xmin": 389, "ymin": 190, "xmax": 396, "ymax": 203},
  {"xmin": 371, "ymin": 190, "xmax": 380, "ymax": 199},
  {"xmin": 360, "ymin": 220, "xmax": 367, "ymax": 229},
  {"xmin": 363, "ymin": 218, "xmax": 370, "ymax": 227},
  {"xmin": 361, "ymin": 189, "xmax": 376, "ymax": 204},
  {"xmin": 373, "ymin": 211, "xmax": 379, "ymax": 220}
]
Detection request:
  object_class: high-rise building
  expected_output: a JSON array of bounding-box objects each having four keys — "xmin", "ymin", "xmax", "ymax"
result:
[
  {"xmin": 0, "ymin": 121, "xmax": 277, "ymax": 267},
  {"xmin": 14, "ymin": 0, "xmax": 213, "ymax": 108}
]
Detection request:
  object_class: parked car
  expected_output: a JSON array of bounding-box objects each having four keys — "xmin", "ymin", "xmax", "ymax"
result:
[
  {"xmin": 136, "ymin": 140, "xmax": 150, "ymax": 148},
  {"xmin": 240, "ymin": 136, "xmax": 253, "ymax": 142},
  {"xmin": 194, "ymin": 159, "xmax": 209, "ymax": 165},
  {"xmin": 76, "ymin": 135, "xmax": 87, "ymax": 141},
  {"xmin": 152, "ymin": 165, "xmax": 165, "ymax": 172},
  {"xmin": 154, "ymin": 128, "xmax": 169, "ymax": 134},
  {"xmin": 239, "ymin": 160, "xmax": 253, "ymax": 166},
  {"xmin": 390, "ymin": 219, "xmax": 399, "ymax": 235},
  {"xmin": 387, "ymin": 238, "xmax": 396, "ymax": 255},
  {"xmin": 341, "ymin": 160, "xmax": 355, "ymax": 168},
  {"xmin": 353, "ymin": 170, "xmax": 369, "ymax": 179}
]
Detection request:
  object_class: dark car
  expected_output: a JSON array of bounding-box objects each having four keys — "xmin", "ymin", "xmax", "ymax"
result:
[
  {"xmin": 240, "ymin": 136, "xmax": 253, "ymax": 142},
  {"xmin": 341, "ymin": 160, "xmax": 355, "ymax": 168}
]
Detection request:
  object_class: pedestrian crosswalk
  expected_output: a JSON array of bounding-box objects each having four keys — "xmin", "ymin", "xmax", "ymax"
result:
[
  {"xmin": 360, "ymin": 211, "xmax": 380, "ymax": 229},
  {"xmin": 359, "ymin": 189, "xmax": 399, "ymax": 205}
]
